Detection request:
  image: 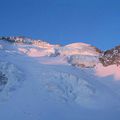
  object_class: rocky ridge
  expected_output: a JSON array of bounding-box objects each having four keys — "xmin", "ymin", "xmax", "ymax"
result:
[{"xmin": 0, "ymin": 36, "xmax": 120, "ymax": 67}]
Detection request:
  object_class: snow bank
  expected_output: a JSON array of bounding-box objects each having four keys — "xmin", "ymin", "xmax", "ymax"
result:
[
  {"xmin": 95, "ymin": 64, "xmax": 120, "ymax": 80},
  {"xmin": 57, "ymin": 42, "xmax": 100, "ymax": 56},
  {"xmin": 41, "ymin": 71, "xmax": 118, "ymax": 109}
]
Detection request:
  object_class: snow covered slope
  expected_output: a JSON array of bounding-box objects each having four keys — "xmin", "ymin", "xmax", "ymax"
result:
[
  {"xmin": 0, "ymin": 36, "xmax": 120, "ymax": 120},
  {"xmin": 58, "ymin": 42, "xmax": 101, "ymax": 56}
]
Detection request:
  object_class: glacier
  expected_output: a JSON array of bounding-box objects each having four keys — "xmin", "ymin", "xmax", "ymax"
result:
[{"xmin": 0, "ymin": 37, "xmax": 120, "ymax": 120}]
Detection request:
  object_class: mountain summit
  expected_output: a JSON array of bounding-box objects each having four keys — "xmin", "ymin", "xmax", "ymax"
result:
[{"xmin": 0, "ymin": 36, "xmax": 101, "ymax": 67}]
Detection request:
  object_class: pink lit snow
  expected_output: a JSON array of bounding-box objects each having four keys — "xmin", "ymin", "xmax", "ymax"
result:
[{"xmin": 95, "ymin": 64, "xmax": 120, "ymax": 80}]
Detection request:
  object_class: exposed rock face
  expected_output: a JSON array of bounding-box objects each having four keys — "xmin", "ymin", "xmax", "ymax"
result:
[
  {"xmin": 0, "ymin": 36, "xmax": 28, "ymax": 43},
  {"xmin": 99, "ymin": 45, "xmax": 120, "ymax": 66},
  {"xmin": 0, "ymin": 72, "xmax": 8, "ymax": 91},
  {"xmin": 0, "ymin": 36, "xmax": 60, "ymax": 49},
  {"xmin": 67, "ymin": 55, "xmax": 99, "ymax": 68}
]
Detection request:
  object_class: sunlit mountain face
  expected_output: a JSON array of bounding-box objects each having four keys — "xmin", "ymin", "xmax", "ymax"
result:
[{"xmin": 0, "ymin": 36, "xmax": 120, "ymax": 120}]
